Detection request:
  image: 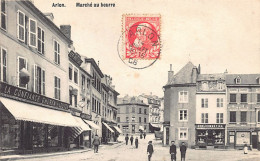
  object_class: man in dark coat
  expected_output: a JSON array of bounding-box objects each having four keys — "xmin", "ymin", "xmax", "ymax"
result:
[
  {"xmin": 130, "ymin": 135, "xmax": 134, "ymax": 145},
  {"xmin": 180, "ymin": 142, "xmax": 187, "ymax": 161},
  {"xmin": 147, "ymin": 141, "xmax": 154, "ymax": 161},
  {"xmin": 135, "ymin": 137, "xmax": 139, "ymax": 148},
  {"xmin": 92, "ymin": 134, "xmax": 100, "ymax": 153},
  {"xmin": 125, "ymin": 134, "xmax": 129, "ymax": 145},
  {"xmin": 169, "ymin": 141, "xmax": 177, "ymax": 161},
  {"xmin": 143, "ymin": 132, "xmax": 146, "ymax": 139}
]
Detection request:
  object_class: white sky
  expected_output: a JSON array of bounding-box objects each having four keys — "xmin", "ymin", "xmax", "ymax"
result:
[{"xmin": 34, "ymin": 0, "xmax": 260, "ymax": 97}]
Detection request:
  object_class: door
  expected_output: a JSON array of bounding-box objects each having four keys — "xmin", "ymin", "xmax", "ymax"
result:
[
  {"xmin": 252, "ymin": 135, "xmax": 257, "ymax": 149},
  {"xmin": 166, "ymin": 127, "xmax": 169, "ymax": 145}
]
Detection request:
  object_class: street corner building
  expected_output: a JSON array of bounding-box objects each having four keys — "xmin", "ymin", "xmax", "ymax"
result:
[
  {"xmin": 163, "ymin": 62, "xmax": 260, "ymax": 150},
  {"xmin": 0, "ymin": 0, "xmax": 121, "ymax": 155}
]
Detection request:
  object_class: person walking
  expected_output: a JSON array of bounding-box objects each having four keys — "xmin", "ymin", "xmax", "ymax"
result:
[
  {"xmin": 92, "ymin": 134, "xmax": 100, "ymax": 153},
  {"xmin": 147, "ymin": 141, "xmax": 154, "ymax": 161},
  {"xmin": 180, "ymin": 142, "xmax": 187, "ymax": 161},
  {"xmin": 135, "ymin": 137, "xmax": 139, "ymax": 148},
  {"xmin": 140, "ymin": 133, "xmax": 143, "ymax": 139},
  {"xmin": 125, "ymin": 134, "xmax": 129, "ymax": 145},
  {"xmin": 169, "ymin": 141, "xmax": 177, "ymax": 161},
  {"xmin": 143, "ymin": 132, "xmax": 146, "ymax": 139},
  {"xmin": 130, "ymin": 135, "xmax": 134, "ymax": 145}
]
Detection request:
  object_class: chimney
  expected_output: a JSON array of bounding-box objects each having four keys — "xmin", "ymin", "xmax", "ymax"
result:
[
  {"xmin": 44, "ymin": 13, "xmax": 54, "ymax": 21},
  {"xmin": 191, "ymin": 66, "xmax": 198, "ymax": 83},
  {"xmin": 168, "ymin": 64, "xmax": 174, "ymax": 83},
  {"xmin": 198, "ymin": 64, "xmax": 201, "ymax": 74},
  {"xmin": 224, "ymin": 69, "xmax": 228, "ymax": 74},
  {"xmin": 60, "ymin": 25, "xmax": 71, "ymax": 39}
]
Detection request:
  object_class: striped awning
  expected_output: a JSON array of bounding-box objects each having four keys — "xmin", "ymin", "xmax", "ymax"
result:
[
  {"xmin": 113, "ymin": 126, "xmax": 123, "ymax": 134},
  {"xmin": 102, "ymin": 122, "xmax": 114, "ymax": 133},
  {"xmin": 83, "ymin": 119, "xmax": 101, "ymax": 130}
]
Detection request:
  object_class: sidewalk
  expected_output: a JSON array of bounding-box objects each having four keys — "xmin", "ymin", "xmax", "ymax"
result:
[{"xmin": 0, "ymin": 142, "xmax": 124, "ymax": 161}]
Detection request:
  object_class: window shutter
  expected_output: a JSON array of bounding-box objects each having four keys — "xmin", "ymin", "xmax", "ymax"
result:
[{"xmin": 34, "ymin": 64, "xmax": 37, "ymax": 92}]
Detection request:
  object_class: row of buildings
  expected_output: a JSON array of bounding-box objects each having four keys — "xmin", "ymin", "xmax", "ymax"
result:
[
  {"xmin": 163, "ymin": 62, "xmax": 260, "ymax": 150},
  {"xmin": 0, "ymin": 0, "xmax": 121, "ymax": 155}
]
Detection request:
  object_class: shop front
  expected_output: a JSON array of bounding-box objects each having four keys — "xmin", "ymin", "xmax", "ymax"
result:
[
  {"xmin": 102, "ymin": 122, "xmax": 114, "ymax": 143},
  {"xmin": 195, "ymin": 124, "xmax": 225, "ymax": 148},
  {"xmin": 227, "ymin": 128, "xmax": 256, "ymax": 149}
]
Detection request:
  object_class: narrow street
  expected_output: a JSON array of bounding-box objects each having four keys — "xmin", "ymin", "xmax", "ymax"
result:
[{"xmin": 17, "ymin": 134, "xmax": 260, "ymax": 161}]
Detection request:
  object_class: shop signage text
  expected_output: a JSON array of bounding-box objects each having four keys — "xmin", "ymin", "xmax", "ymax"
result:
[
  {"xmin": 196, "ymin": 124, "xmax": 225, "ymax": 129},
  {"xmin": 0, "ymin": 82, "xmax": 69, "ymax": 110}
]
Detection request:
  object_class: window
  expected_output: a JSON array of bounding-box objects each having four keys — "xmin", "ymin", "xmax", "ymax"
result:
[
  {"xmin": 34, "ymin": 65, "xmax": 45, "ymax": 95},
  {"xmin": 201, "ymin": 113, "xmax": 208, "ymax": 123},
  {"xmin": 240, "ymin": 111, "xmax": 247, "ymax": 123},
  {"xmin": 18, "ymin": 57, "xmax": 27, "ymax": 88},
  {"xmin": 81, "ymin": 75, "xmax": 85, "ymax": 90},
  {"xmin": 201, "ymin": 98, "xmax": 208, "ymax": 108},
  {"xmin": 179, "ymin": 128, "xmax": 188, "ymax": 140},
  {"xmin": 235, "ymin": 77, "xmax": 241, "ymax": 84},
  {"xmin": 37, "ymin": 27, "xmax": 44, "ymax": 54},
  {"xmin": 216, "ymin": 113, "xmax": 223, "ymax": 123},
  {"xmin": 132, "ymin": 106, "xmax": 135, "ymax": 113},
  {"xmin": 230, "ymin": 94, "xmax": 236, "ymax": 103},
  {"xmin": 144, "ymin": 118, "xmax": 147, "ymax": 123},
  {"xmin": 217, "ymin": 81, "xmax": 224, "ymax": 90},
  {"xmin": 17, "ymin": 10, "xmax": 25, "ymax": 41},
  {"xmin": 54, "ymin": 76, "xmax": 60, "ymax": 100},
  {"xmin": 144, "ymin": 109, "xmax": 147, "ymax": 114},
  {"xmin": 87, "ymin": 78, "xmax": 90, "ymax": 89},
  {"xmin": 29, "ymin": 18, "xmax": 37, "ymax": 47},
  {"xmin": 0, "ymin": 47, "xmax": 7, "ymax": 82},
  {"xmin": 257, "ymin": 94, "xmax": 260, "ymax": 103},
  {"xmin": 217, "ymin": 98, "xmax": 223, "ymax": 107},
  {"xmin": 139, "ymin": 117, "xmax": 141, "ymax": 123},
  {"xmin": 201, "ymin": 81, "xmax": 209, "ymax": 91},
  {"xmin": 54, "ymin": 40, "xmax": 60, "ymax": 64},
  {"xmin": 1, "ymin": 0, "xmax": 7, "ymax": 30},
  {"xmin": 258, "ymin": 111, "xmax": 260, "ymax": 123},
  {"xmin": 139, "ymin": 108, "xmax": 141, "ymax": 114},
  {"xmin": 132, "ymin": 125, "xmax": 135, "ymax": 133},
  {"xmin": 69, "ymin": 65, "xmax": 72, "ymax": 80},
  {"xmin": 132, "ymin": 117, "xmax": 135, "ymax": 122},
  {"xmin": 179, "ymin": 91, "xmax": 188, "ymax": 103},
  {"xmin": 241, "ymin": 94, "xmax": 247, "ymax": 103},
  {"xmin": 179, "ymin": 110, "xmax": 188, "ymax": 121},
  {"xmin": 230, "ymin": 111, "xmax": 236, "ymax": 123},
  {"xmin": 74, "ymin": 68, "xmax": 78, "ymax": 84},
  {"xmin": 126, "ymin": 117, "xmax": 129, "ymax": 122}
]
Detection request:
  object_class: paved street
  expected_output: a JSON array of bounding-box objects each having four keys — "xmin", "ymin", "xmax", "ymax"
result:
[{"xmin": 17, "ymin": 134, "xmax": 260, "ymax": 161}]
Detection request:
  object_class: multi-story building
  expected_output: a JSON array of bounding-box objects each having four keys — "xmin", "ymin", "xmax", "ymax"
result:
[
  {"xmin": 163, "ymin": 62, "xmax": 199, "ymax": 147},
  {"xmin": 0, "ymin": 0, "xmax": 82, "ymax": 154},
  {"xmin": 195, "ymin": 74, "xmax": 227, "ymax": 148},
  {"xmin": 226, "ymin": 74, "xmax": 260, "ymax": 149},
  {"xmin": 117, "ymin": 96, "xmax": 149, "ymax": 134},
  {"xmin": 139, "ymin": 94, "xmax": 162, "ymax": 132}
]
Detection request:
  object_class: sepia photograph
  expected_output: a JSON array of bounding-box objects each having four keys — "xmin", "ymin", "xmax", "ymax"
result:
[{"xmin": 0, "ymin": 0, "xmax": 259, "ymax": 160}]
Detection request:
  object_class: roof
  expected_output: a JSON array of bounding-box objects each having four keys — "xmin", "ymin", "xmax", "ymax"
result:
[
  {"xmin": 22, "ymin": 1, "xmax": 73, "ymax": 44},
  {"xmin": 117, "ymin": 96, "xmax": 148, "ymax": 106},
  {"xmin": 84, "ymin": 58, "xmax": 104, "ymax": 78},
  {"xmin": 226, "ymin": 74, "xmax": 260, "ymax": 85},
  {"xmin": 197, "ymin": 73, "xmax": 225, "ymax": 81},
  {"xmin": 139, "ymin": 94, "xmax": 160, "ymax": 100}
]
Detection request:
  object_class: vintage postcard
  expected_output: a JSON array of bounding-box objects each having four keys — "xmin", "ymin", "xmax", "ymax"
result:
[{"xmin": 0, "ymin": 0, "xmax": 259, "ymax": 161}]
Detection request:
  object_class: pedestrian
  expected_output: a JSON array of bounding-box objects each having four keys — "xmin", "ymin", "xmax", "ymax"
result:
[
  {"xmin": 140, "ymin": 133, "xmax": 143, "ymax": 139},
  {"xmin": 244, "ymin": 144, "xmax": 248, "ymax": 154},
  {"xmin": 180, "ymin": 142, "xmax": 187, "ymax": 161},
  {"xmin": 135, "ymin": 137, "xmax": 139, "ymax": 148},
  {"xmin": 169, "ymin": 141, "xmax": 177, "ymax": 161},
  {"xmin": 147, "ymin": 141, "xmax": 154, "ymax": 161},
  {"xmin": 92, "ymin": 134, "xmax": 100, "ymax": 153},
  {"xmin": 130, "ymin": 135, "xmax": 134, "ymax": 145},
  {"xmin": 125, "ymin": 134, "xmax": 129, "ymax": 145},
  {"xmin": 143, "ymin": 132, "xmax": 146, "ymax": 139}
]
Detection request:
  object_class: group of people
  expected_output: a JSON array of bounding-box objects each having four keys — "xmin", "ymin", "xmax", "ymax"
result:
[
  {"xmin": 125, "ymin": 134, "xmax": 139, "ymax": 148},
  {"xmin": 170, "ymin": 141, "xmax": 187, "ymax": 161}
]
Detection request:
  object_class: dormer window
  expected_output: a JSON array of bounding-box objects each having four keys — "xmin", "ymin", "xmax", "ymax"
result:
[
  {"xmin": 256, "ymin": 77, "xmax": 260, "ymax": 84},
  {"xmin": 201, "ymin": 81, "xmax": 209, "ymax": 91},
  {"xmin": 235, "ymin": 76, "xmax": 241, "ymax": 84}
]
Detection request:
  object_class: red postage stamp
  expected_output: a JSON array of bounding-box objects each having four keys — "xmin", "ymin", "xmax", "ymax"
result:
[{"xmin": 122, "ymin": 14, "xmax": 161, "ymax": 60}]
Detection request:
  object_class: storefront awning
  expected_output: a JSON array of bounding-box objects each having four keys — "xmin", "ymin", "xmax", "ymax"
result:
[
  {"xmin": 102, "ymin": 122, "xmax": 114, "ymax": 133},
  {"xmin": 73, "ymin": 116, "xmax": 91, "ymax": 131},
  {"xmin": 113, "ymin": 126, "xmax": 123, "ymax": 134},
  {"xmin": 0, "ymin": 97, "xmax": 78, "ymax": 127},
  {"xmin": 150, "ymin": 123, "xmax": 161, "ymax": 128},
  {"xmin": 83, "ymin": 119, "xmax": 101, "ymax": 130},
  {"xmin": 139, "ymin": 126, "xmax": 144, "ymax": 131}
]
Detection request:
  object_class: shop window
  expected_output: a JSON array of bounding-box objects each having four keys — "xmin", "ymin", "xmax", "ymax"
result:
[
  {"xmin": 1, "ymin": 0, "xmax": 6, "ymax": 30},
  {"xmin": 201, "ymin": 113, "xmax": 208, "ymax": 123},
  {"xmin": 17, "ymin": 10, "xmax": 25, "ymax": 41},
  {"xmin": 179, "ymin": 127, "xmax": 188, "ymax": 140},
  {"xmin": 54, "ymin": 40, "xmax": 60, "ymax": 65},
  {"xmin": 241, "ymin": 94, "xmax": 247, "ymax": 103},
  {"xmin": 201, "ymin": 98, "xmax": 208, "ymax": 108},
  {"xmin": 216, "ymin": 113, "xmax": 223, "ymax": 123},
  {"xmin": 34, "ymin": 65, "xmax": 45, "ymax": 95},
  {"xmin": 29, "ymin": 18, "xmax": 37, "ymax": 47},
  {"xmin": 54, "ymin": 76, "xmax": 60, "ymax": 100},
  {"xmin": 0, "ymin": 47, "xmax": 7, "ymax": 82},
  {"xmin": 179, "ymin": 91, "xmax": 188, "ymax": 103},
  {"xmin": 32, "ymin": 123, "xmax": 45, "ymax": 147},
  {"xmin": 139, "ymin": 117, "xmax": 141, "ymax": 123},
  {"xmin": 230, "ymin": 94, "xmax": 236, "ymax": 103},
  {"xmin": 37, "ymin": 27, "xmax": 45, "ymax": 54},
  {"xmin": 18, "ymin": 56, "xmax": 28, "ymax": 88},
  {"xmin": 230, "ymin": 111, "xmax": 236, "ymax": 123},
  {"xmin": 217, "ymin": 98, "xmax": 223, "ymax": 107},
  {"xmin": 236, "ymin": 132, "xmax": 250, "ymax": 145},
  {"xmin": 240, "ymin": 111, "xmax": 247, "ymax": 123},
  {"xmin": 48, "ymin": 125, "xmax": 59, "ymax": 147},
  {"xmin": 179, "ymin": 110, "xmax": 188, "ymax": 121}
]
